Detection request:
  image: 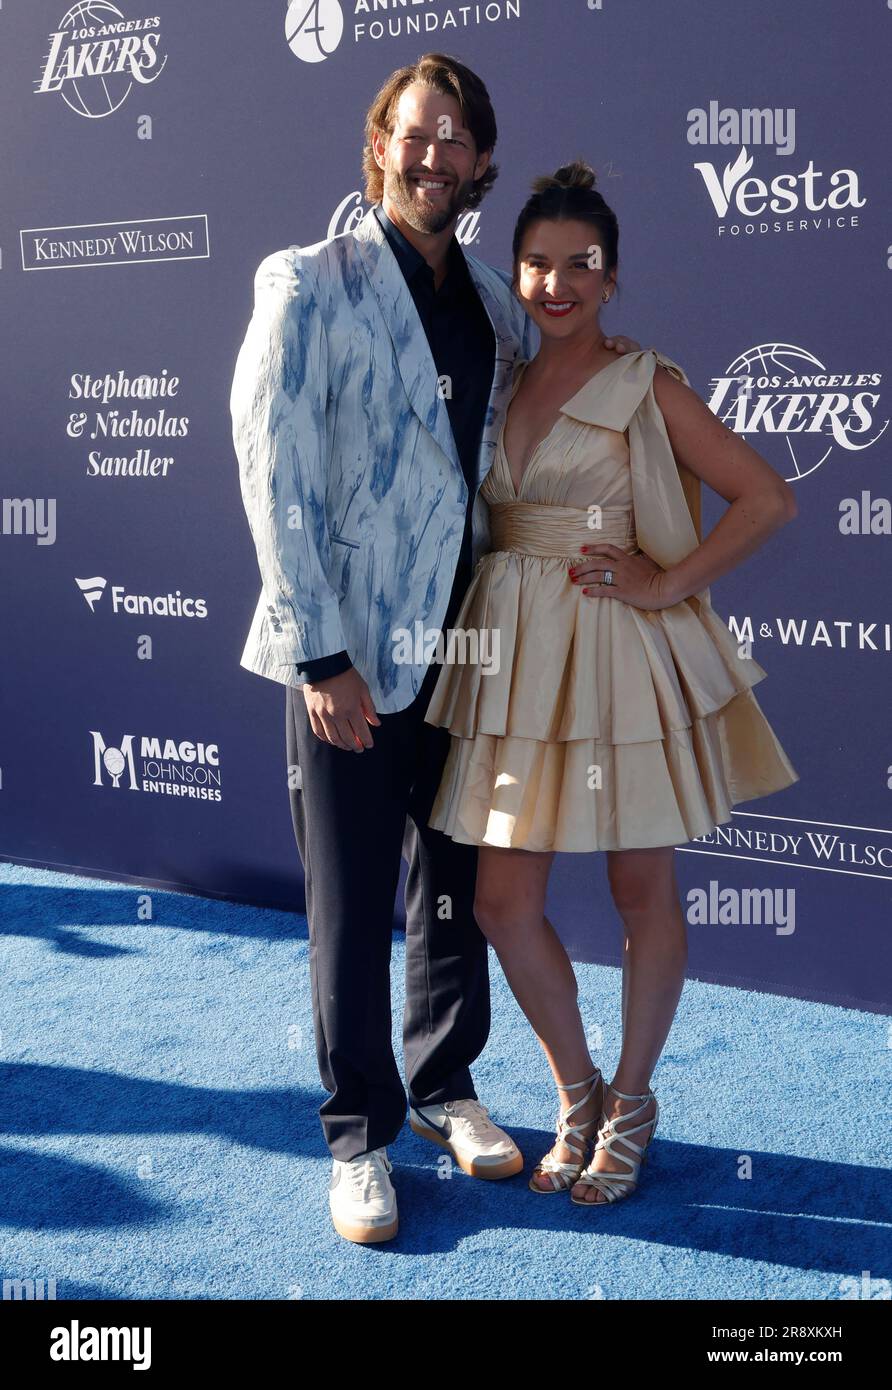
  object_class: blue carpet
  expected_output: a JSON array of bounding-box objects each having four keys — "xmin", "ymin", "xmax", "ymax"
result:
[{"xmin": 1, "ymin": 862, "xmax": 889, "ymax": 1301}]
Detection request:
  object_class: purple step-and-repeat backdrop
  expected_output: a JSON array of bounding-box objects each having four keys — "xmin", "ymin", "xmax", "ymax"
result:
[{"xmin": 1, "ymin": 2, "xmax": 890, "ymax": 1011}]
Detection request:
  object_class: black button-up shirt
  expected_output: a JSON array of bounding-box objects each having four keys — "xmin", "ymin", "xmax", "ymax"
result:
[{"xmin": 296, "ymin": 202, "xmax": 496, "ymax": 683}]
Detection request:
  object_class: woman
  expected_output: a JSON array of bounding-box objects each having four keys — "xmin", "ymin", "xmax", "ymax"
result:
[{"xmin": 422, "ymin": 161, "xmax": 799, "ymax": 1206}]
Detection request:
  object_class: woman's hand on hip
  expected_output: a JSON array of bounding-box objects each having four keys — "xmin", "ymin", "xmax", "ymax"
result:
[{"xmin": 568, "ymin": 543, "xmax": 678, "ymax": 612}]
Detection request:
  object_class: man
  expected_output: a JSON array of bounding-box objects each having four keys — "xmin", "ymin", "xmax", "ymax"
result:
[{"xmin": 230, "ymin": 52, "xmax": 638, "ymax": 1243}]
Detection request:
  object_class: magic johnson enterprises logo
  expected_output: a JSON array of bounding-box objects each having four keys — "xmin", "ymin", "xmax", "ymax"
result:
[
  {"xmin": 90, "ymin": 729, "xmax": 222, "ymax": 801},
  {"xmin": 35, "ymin": 3, "xmax": 168, "ymax": 118},
  {"xmin": 328, "ymin": 191, "xmax": 482, "ymax": 246},
  {"xmin": 286, "ymin": 0, "xmax": 521, "ymax": 62},
  {"xmin": 687, "ymin": 102, "xmax": 865, "ymax": 238},
  {"xmin": 64, "ymin": 368, "xmax": 190, "ymax": 480},
  {"xmin": 75, "ymin": 575, "xmax": 209, "ymax": 618},
  {"xmin": 708, "ymin": 344, "xmax": 887, "ymax": 483}
]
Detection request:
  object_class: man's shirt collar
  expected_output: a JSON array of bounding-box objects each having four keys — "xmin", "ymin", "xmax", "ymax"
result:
[{"xmin": 373, "ymin": 202, "xmax": 466, "ymax": 293}]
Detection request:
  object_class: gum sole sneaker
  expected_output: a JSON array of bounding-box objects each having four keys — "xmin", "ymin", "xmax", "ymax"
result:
[
  {"xmin": 329, "ymin": 1147, "xmax": 398, "ymax": 1244},
  {"xmin": 409, "ymin": 1098, "xmax": 523, "ymax": 1179}
]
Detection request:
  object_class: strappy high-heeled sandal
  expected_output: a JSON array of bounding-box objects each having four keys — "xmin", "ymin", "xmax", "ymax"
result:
[
  {"xmin": 570, "ymin": 1083, "xmax": 659, "ymax": 1206},
  {"xmin": 529, "ymin": 1068, "xmax": 604, "ymax": 1194}
]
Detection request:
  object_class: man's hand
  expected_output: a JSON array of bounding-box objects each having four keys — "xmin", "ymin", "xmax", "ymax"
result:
[
  {"xmin": 603, "ymin": 334, "xmax": 641, "ymax": 354},
  {"xmin": 302, "ymin": 667, "xmax": 382, "ymax": 751}
]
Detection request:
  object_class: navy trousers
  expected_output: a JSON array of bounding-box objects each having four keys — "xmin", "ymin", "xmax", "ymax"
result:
[{"xmin": 285, "ymin": 656, "xmax": 491, "ymax": 1162}]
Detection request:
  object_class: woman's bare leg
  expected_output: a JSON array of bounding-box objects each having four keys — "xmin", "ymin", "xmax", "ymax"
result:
[
  {"xmin": 474, "ymin": 845, "xmax": 603, "ymax": 1189},
  {"xmin": 572, "ymin": 844, "xmax": 688, "ymax": 1203}
]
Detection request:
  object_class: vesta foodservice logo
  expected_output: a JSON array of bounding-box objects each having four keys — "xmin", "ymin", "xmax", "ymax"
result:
[{"xmin": 687, "ymin": 104, "xmax": 865, "ymax": 233}]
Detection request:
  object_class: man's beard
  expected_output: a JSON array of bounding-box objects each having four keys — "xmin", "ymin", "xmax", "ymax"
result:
[{"xmin": 384, "ymin": 167, "xmax": 474, "ymax": 234}]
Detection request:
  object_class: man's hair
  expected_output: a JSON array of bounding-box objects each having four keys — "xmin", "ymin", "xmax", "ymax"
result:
[{"xmin": 362, "ymin": 52, "xmax": 498, "ymax": 209}]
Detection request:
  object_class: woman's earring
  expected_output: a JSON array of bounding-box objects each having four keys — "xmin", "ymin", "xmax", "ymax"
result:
[{"xmin": 602, "ymin": 290, "xmax": 610, "ymax": 303}]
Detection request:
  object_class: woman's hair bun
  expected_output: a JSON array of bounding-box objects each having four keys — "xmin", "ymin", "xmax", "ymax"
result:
[
  {"xmin": 512, "ymin": 157, "xmax": 618, "ymax": 285},
  {"xmin": 531, "ymin": 159, "xmax": 597, "ymax": 195}
]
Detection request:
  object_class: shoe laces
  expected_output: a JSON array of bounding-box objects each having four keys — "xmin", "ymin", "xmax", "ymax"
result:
[
  {"xmin": 444, "ymin": 1099, "xmax": 494, "ymax": 1141},
  {"xmin": 344, "ymin": 1149, "xmax": 390, "ymax": 1202}
]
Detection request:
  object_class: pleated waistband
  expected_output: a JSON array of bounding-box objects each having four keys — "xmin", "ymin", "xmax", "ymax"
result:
[{"xmin": 489, "ymin": 501, "xmax": 638, "ymax": 558}]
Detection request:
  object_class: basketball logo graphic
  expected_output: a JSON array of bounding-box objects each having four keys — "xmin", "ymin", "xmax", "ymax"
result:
[
  {"xmin": 36, "ymin": 3, "xmax": 168, "ymax": 118},
  {"xmin": 286, "ymin": 0, "xmax": 344, "ymax": 63},
  {"xmin": 717, "ymin": 344, "xmax": 888, "ymax": 483},
  {"xmin": 103, "ymin": 745, "xmax": 128, "ymax": 787}
]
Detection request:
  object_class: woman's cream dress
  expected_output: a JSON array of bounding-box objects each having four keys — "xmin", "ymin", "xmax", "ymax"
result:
[{"xmin": 422, "ymin": 349, "xmax": 799, "ymax": 852}]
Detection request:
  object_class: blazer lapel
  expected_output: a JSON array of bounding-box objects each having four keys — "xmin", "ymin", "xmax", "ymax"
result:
[
  {"xmin": 463, "ymin": 253, "xmax": 525, "ymax": 484},
  {"xmin": 352, "ymin": 207, "xmax": 460, "ymax": 472}
]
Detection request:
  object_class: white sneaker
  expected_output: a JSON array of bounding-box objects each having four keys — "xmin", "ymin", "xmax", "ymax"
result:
[
  {"xmin": 328, "ymin": 1147, "xmax": 398, "ymax": 1244},
  {"xmin": 409, "ymin": 1099, "xmax": 524, "ymax": 1179}
]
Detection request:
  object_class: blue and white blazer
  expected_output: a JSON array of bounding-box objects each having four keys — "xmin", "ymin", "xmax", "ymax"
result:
[{"xmin": 230, "ymin": 204, "xmax": 537, "ymax": 713}]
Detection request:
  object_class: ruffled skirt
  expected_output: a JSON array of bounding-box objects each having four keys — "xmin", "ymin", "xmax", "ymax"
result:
[{"xmin": 422, "ymin": 552, "xmax": 800, "ymax": 851}]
